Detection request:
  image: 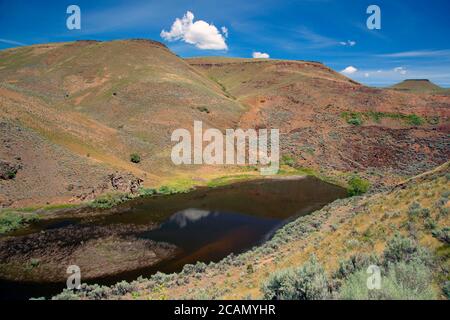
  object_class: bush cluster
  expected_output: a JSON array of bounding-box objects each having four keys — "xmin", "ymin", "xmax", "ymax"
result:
[
  {"xmin": 261, "ymin": 234, "xmax": 438, "ymax": 300},
  {"xmin": 347, "ymin": 175, "xmax": 370, "ymax": 196},
  {"xmin": 262, "ymin": 255, "xmax": 329, "ymax": 300}
]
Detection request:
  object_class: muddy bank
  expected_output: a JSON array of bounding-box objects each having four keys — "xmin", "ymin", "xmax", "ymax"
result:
[{"xmin": 0, "ymin": 223, "xmax": 177, "ymax": 282}]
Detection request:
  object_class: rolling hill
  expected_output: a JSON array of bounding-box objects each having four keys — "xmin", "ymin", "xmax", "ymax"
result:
[
  {"xmin": 390, "ymin": 79, "xmax": 447, "ymax": 93},
  {"xmin": 188, "ymin": 57, "xmax": 449, "ymax": 177},
  {"xmin": 0, "ymin": 40, "xmax": 449, "ymax": 208},
  {"xmin": 0, "ymin": 40, "xmax": 245, "ymax": 207}
]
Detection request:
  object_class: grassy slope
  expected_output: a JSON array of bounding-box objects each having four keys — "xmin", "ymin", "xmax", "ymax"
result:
[{"xmin": 125, "ymin": 162, "xmax": 450, "ymax": 300}]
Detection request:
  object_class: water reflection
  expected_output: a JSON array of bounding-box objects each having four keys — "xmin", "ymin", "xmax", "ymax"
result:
[{"xmin": 169, "ymin": 208, "xmax": 215, "ymax": 228}]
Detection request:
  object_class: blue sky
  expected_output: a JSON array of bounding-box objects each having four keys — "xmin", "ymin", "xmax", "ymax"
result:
[{"xmin": 1, "ymin": 0, "xmax": 449, "ymax": 87}]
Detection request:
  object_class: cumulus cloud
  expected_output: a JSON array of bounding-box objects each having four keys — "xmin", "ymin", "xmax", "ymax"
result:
[
  {"xmin": 394, "ymin": 67, "xmax": 407, "ymax": 75},
  {"xmin": 341, "ymin": 66, "xmax": 358, "ymax": 74},
  {"xmin": 160, "ymin": 11, "xmax": 227, "ymax": 50},
  {"xmin": 340, "ymin": 40, "xmax": 356, "ymax": 46},
  {"xmin": 252, "ymin": 51, "xmax": 270, "ymax": 59}
]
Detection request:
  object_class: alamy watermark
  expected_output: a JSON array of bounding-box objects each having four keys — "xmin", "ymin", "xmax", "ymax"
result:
[
  {"xmin": 66, "ymin": 5, "xmax": 81, "ymax": 30},
  {"xmin": 66, "ymin": 265, "xmax": 81, "ymax": 289},
  {"xmin": 366, "ymin": 264, "xmax": 381, "ymax": 290},
  {"xmin": 367, "ymin": 5, "xmax": 381, "ymax": 30},
  {"xmin": 171, "ymin": 121, "xmax": 280, "ymax": 175}
]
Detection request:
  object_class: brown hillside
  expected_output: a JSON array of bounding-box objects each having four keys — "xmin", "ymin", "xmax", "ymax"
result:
[
  {"xmin": 188, "ymin": 57, "xmax": 450, "ymax": 179},
  {"xmin": 0, "ymin": 40, "xmax": 245, "ymax": 207},
  {"xmin": 0, "ymin": 42, "xmax": 449, "ymax": 207}
]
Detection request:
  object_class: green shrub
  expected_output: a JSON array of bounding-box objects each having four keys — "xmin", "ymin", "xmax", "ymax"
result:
[
  {"xmin": 281, "ymin": 155, "xmax": 295, "ymax": 167},
  {"xmin": 383, "ymin": 234, "xmax": 433, "ymax": 267},
  {"xmin": 407, "ymin": 202, "xmax": 430, "ymax": 218},
  {"xmin": 90, "ymin": 193, "xmax": 133, "ymax": 209},
  {"xmin": 6, "ymin": 170, "xmax": 16, "ymax": 179},
  {"xmin": 424, "ymin": 218, "xmax": 437, "ymax": 230},
  {"xmin": 158, "ymin": 185, "xmax": 176, "ymax": 195},
  {"xmin": 406, "ymin": 114, "xmax": 425, "ymax": 126},
  {"xmin": 52, "ymin": 289, "xmax": 80, "ymax": 300},
  {"xmin": 432, "ymin": 227, "xmax": 450, "ymax": 244},
  {"xmin": 338, "ymin": 261, "xmax": 436, "ymax": 300},
  {"xmin": 342, "ymin": 112, "xmax": 363, "ymax": 126},
  {"xmin": 30, "ymin": 258, "xmax": 40, "ymax": 268},
  {"xmin": 262, "ymin": 256, "xmax": 329, "ymax": 300},
  {"xmin": 347, "ymin": 175, "xmax": 370, "ymax": 196},
  {"xmin": 442, "ymin": 281, "xmax": 450, "ymax": 299},
  {"xmin": 262, "ymin": 268, "xmax": 296, "ymax": 300},
  {"xmin": 112, "ymin": 281, "xmax": 135, "ymax": 295},
  {"xmin": 334, "ymin": 253, "xmax": 379, "ymax": 280},
  {"xmin": 130, "ymin": 153, "xmax": 141, "ymax": 163},
  {"xmin": 347, "ymin": 117, "xmax": 363, "ymax": 126},
  {"xmin": 85, "ymin": 284, "xmax": 111, "ymax": 300},
  {"xmin": 197, "ymin": 106, "xmax": 210, "ymax": 113},
  {"xmin": 138, "ymin": 187, "xmax": 157, "ymax": 197}
]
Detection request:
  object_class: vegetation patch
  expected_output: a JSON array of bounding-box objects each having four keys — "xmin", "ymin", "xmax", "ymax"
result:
[
  {"xmin": 130, "ymin": 153, "xmax": 141, "ymax": 164},
  {"xmin": 281, "ymin": 155, "xmax": 295, "ymax": 167},
  {"xmin": 206, "ymin": 174, "xmax": 256, "ymax": 188},
  {"xmin": 347, "ymin": 175, "xmax": 370, "ymax": 196},
  {"xmin": 262, "ymin": 234, "xmax": 438, "ymax": 300},
  {"xmin": 0, "ymin": 211, "xmax": 39, "ymax": 234},
  {"xmin": 196, "ymin": 106, "xmax": 210, "ymax": 114},
  {"xmin": 90, "ymin": 192, "xmax": 134, "ymax": 209},
  {"xmin": 341, "ymin": 111, "xmax": 427, "ymax": 126}
]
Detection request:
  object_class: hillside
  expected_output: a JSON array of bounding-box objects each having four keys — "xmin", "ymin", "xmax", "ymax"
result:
[
  {"xmin": 0, "ymin": 40, "xmax": 245, "ymax": 207},
  {"xmin": 0, "ymin": 41, "xmax": 449, "ymax": 208},
  {"xmin": 188, "ymin": 57, "xmax": 450, "ymax": 179},
  {"xmin": 390, "ymin": 79, "xmax": 446, "ymax": 93}
]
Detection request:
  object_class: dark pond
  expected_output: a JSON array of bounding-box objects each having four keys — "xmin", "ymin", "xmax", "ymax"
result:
[{"xmin": 0, "ymin": 176, "xmax": 347, "ymax": 300}]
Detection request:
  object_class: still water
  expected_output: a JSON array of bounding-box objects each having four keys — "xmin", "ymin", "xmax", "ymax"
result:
[{"xmin": 0, "ymin": 176, "xmax": 347, "ymax": 299}]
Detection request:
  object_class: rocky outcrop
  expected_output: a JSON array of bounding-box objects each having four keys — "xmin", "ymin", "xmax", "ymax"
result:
[
  {"xmin": 109, "ymin": 172, "xmax": 143, "ymax": 194},
  {"xmin": 75, "ymin": 172, "xmax": 143, "ymax": 201},
  {"xmin": 0, "ymin": 160, "xmax": 21, "ymax": 180}
]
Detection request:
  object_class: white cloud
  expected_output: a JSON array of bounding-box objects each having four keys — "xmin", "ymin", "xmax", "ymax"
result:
[
  {"xmin": 340, "ymin": 40, "xmax": 356, "ymax": 47},
  {"xmin": 394, "ymin": 67, "xmax": 407, "ymax": 75},
  {"xmin": 341, "ymin": 66, "xmax": 358, "ymax": 74},
  {"xmin": 364, "ymin": 73, "xmax": 370, "ymax": 78},
  {"xmin": 252, "ymin": 51, "xmax": 270, "ymax": 59},
  {"xmin": 296, "ymin": 27, "xmax": 338, "ymax": 48},
  {"xmin": 221, "ymin": 26, "xmax": 228, "ymax": 38},
  {"xmin": 0, "ymin": 38, "xmax": 26, "ymax": 46},
  {"xmin": 377, "ymin": 50, "xmax": 450, "ymax": 58},
  {"xmin": 161, "ymin": 11, "xmax": 227, "ymax": 50}
]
